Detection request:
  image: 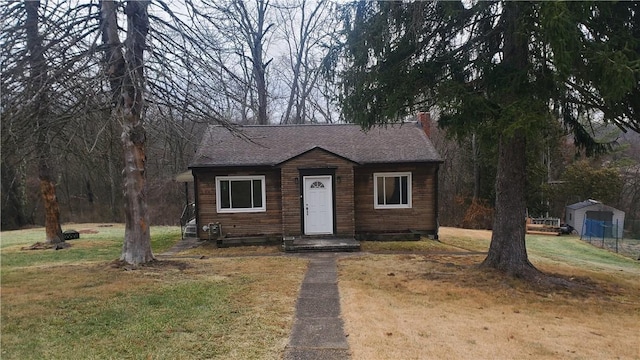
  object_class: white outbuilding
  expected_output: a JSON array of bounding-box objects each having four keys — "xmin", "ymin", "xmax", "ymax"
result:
[{"xmin": 565, "ymin": 199, "xmax": 625, "ymax": 239}]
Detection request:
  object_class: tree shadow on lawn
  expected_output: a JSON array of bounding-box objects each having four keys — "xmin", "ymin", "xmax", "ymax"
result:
[
  {"xmin": 21, "ymin": 241, "xmax": 71, "ymax": 250},
  {"xmin": 108, "ymin": 258, "xmax": 190, "ymax": 271},
  {"xmin": 409, "ymin": 254, "xmax": 633, "ymax": 302}
]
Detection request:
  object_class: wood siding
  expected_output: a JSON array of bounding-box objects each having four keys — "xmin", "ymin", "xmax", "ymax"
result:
[
  {"xmin": 193, "ymin": 159, "xmax": 439, "ymax": 239},
  {"xmin": 354, "ymin": 164, "xmax": 438, "ymax": 234},
  {"xmin": 194, "ymin": 168, "xmax": 282, "ymax": 239},
  {"xmin": 279, "ymin": 149, "xmax": 355, "ymax": 237}
]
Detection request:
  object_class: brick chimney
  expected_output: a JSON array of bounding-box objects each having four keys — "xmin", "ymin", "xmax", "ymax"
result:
[{"xmin": 417, "ymin": 112, "xmax": 431, "ymax": 137}]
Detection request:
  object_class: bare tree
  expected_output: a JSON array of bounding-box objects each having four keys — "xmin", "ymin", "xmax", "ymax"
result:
[
  {"xmin": 2, "ymin": 0, "xmax": 346, "ymax": 235},
  {"xmin": 190, "ymin": 0, "xmax": 274, "ymax": 124},
  {"xmin": 275, "ymin": 0, "xmax": 337, "ymax": 124},
  {"xmin": 236, "ymin": 0, "xmax": 272, "ymax": 125},
  {"xmin": 3, "ymin": 0, "xmax": 239, "ymax": 232},
  {"xmin": 100, "ymin": 0, "xmax": 154, "ymax": 265},
  {"xmin": 1, "ymin": 0, "xmax": 105, "ymax": 232},
  {"xmin": 25, "ymin": 1, "xmax": 63, "ymax": 244}
]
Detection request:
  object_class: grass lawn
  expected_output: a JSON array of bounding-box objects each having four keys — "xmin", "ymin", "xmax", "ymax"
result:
[
  {"xmin": 341, "ymin": 227, "xmax": 640, "ymax": 360},
  {"xmin": 2, "ymin": 225, "xmax": 639, "ymax": 359},
  {"xmin": 1, "ymin": 224, "xmax": 307, "ymax": 360},
  {"xmin": 1, "ymin": 224, "xmax": 178, "ymax": 268}
]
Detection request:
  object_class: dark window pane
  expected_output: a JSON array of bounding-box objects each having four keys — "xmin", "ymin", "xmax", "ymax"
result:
[
  {"xmin": 252, "ymin": 179, "xmax": 263, "ymax": 207},
  {"xmin": 377, "ymin": 177, "xmax": 385, "ymax": 205},
  {"xmin": 231, "ymin": 180, "xmax": 252, "ymax": 208},
  {"xmin": 376, "ymin": 174, "xmax": 410, "ymax": 207},
  {"xmin": 220, "ymin": 180, "xmax": 230, "ymax": 208},
  {"xmin": 387, "ymin": 177, "xmax": 401, "ymax": 204},
  {"xmin": 401, "ymin": 176, "xmax": 408, "ymax": 204}
]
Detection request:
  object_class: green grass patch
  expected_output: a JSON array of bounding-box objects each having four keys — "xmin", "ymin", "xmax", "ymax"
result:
[
  {"xmin": 525, "ymin": 235, "xmax": 640, "ymax": 273},
  {"xmin": 2, "ymin": 276, "xmax": 261, "ymax": 359},
  {"xmin": 1, "ymin": 224, "xmax": 122, "ymax": 249},
  {"xmin": 1, "ymin": 225, "xmax": 306, "ymax": 359},
  {"xmin": 438, "ymin": 228, "xmax": 640, "ymax": 275},
  {"xmin": 1, "ymin": 254, "xmax": 307, "ymax": 360},
  {"xmin": 1, "ymin": 240, "xmax": 122, "ymax": 268},
  {"xmin": 1, "ymin": 225, "xmax": 181, "ymax": 269},
  {"xmin": 439, "ymin": 233, "xmax": 490, "ymax": 252},
  {"xmin": 149, "ymin": 226, "xmax": 183, "ymax": 253}
]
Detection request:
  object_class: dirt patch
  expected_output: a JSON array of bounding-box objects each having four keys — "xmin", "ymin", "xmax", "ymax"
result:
[
  {"xmin": 108, "ymin": 259, "xmax": 190, "ymax": 271},
  {"xmin": 417, "ymin": 256, "xmax": 624, "ymax": 301},
  {"xmin": 77, "ymin": 229, "xmax": 99, "ymax": 234},
  {"xmin": 21, "ymin": 242, "xmax": 71, "ymax": 251}
]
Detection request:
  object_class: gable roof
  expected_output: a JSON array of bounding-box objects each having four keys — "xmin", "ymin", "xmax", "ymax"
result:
[
  {"xmin": 190, "ymin": 123, "xmax": 442, "ymax": 167},
  {"xmin": 566, "ymin": 199, "xmax": 602, "ymax": 210},
  {"xmin": 566, "ymin": 199, "xmax": 622, "ymax": 213}
]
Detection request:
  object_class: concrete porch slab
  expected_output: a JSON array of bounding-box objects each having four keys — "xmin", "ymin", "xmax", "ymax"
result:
[{"xmin": 283, "ymin": 238, "xmax": 360, "ymax": 253}]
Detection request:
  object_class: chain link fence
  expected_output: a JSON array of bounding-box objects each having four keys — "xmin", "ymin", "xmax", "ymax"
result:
[{"xmin": 581, "ymin": 219, "xmax": 640, "ymax": 259}]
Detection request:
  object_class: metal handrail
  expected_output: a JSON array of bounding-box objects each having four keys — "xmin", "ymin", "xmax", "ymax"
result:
[
  {"xmin": 180, "ymin": 203, "xmax": 195, "ymax": 240},
  {"xmin": 180, "ymin": 203, "xmax": 195, "ymax": 227}
]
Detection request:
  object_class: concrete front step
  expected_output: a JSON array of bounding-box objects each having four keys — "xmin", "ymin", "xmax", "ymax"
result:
[{"xmin": 283, "ymin": 238, "xmax": 361, "ymax": 253}]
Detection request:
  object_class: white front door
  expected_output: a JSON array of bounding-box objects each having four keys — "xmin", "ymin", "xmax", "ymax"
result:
[{"xmin": 303, "ymin": 176, "xmax": 333, "ymax": 235}]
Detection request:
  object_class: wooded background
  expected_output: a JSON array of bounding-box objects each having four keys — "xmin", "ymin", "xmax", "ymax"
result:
[{"xmin": 2, "ymin": 0, "xmax": 639, "ymax": 239}]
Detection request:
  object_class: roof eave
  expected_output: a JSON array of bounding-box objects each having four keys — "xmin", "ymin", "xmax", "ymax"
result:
[
  {"xmin": 189, "ymin": 163, "xmax": 277, "ymax": 169},
  {"xmin": 360, "ymin": 159, "xmax": 444, "ymax": 165}
]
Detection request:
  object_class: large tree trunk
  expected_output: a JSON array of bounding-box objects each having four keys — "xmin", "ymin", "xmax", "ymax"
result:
[
  {"xmin": 481, "ymin": 133, "xmax": 539, "ymax": 277},
  {"xmin": 255, "ymin": 62, "xmax": 268, "ymax": 124},
  {"xmin": 101, "ymin": 0, "xmax": 154, "ymax": 265},
  {"xmin": 481, "ymin": 2, "xmax": 539, "ymax": 278},
  {"xmin": 247, "ymin": 0, "xmax": 270, "ymax": 125},
  {"xmin": 39, "ymin": 161, "xmax": 64, "ymax": 244},
  {"xmin": 25, "ymin": 0, "xmax": 63, "ymax": 244},
  {"xmin": 120, "ymin": 1, "xmax": 153, "ymax": 265},
  {"xmin": 120, "ymin": 120, "xmax": 153, "ymax": 264},
  {"xmin": 471, "ymin": 133, "xmax": 480, "ymax": 200}
]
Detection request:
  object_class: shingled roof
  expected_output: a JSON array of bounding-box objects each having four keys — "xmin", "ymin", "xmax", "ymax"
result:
[
  {"xmin": 566, "ymin": 199, "xmax": 621, "ymax": 212},
  {"xmin": 190, "ymin": 122, "xmax": 442, "ymax": 167}
]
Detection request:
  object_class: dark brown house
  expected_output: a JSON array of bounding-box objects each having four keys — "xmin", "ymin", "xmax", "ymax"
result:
[{"xmin": 190, "ymin": 114, "xmax": 442, "ymax": 245}]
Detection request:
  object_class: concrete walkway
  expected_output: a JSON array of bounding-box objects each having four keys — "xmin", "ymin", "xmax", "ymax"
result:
[
  {"xmin": 284, "ymin": 253, "xmax": 350, "ymax": 360},
  {"xmin": 159, "ymin": 239, "xmax": 351, "ymax": 358},
  {"xmin": 157, "ymin": 236, "xmax": 204, "ymax": 256}
]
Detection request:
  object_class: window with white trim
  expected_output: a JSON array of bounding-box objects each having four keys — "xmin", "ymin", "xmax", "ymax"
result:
[
  {"xmin": 374, "ymin": 172, "xmax": 412, "ymax": 209},
  {"xmin": 216, "ymin": 176, "xmax": 266, "ymax": 213}
]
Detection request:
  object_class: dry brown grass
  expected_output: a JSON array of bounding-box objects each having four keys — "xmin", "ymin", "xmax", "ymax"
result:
[
  {"xmin": 339, "ymin": 242, "xmax": 640, "ymax": 360},
  {"xmin": 441, "ymin": 226, "xmax": 494, "ymax": 241},
  {"xmin": 179, "ymin": 241, "xmax": 283, "ymax": 257}
]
